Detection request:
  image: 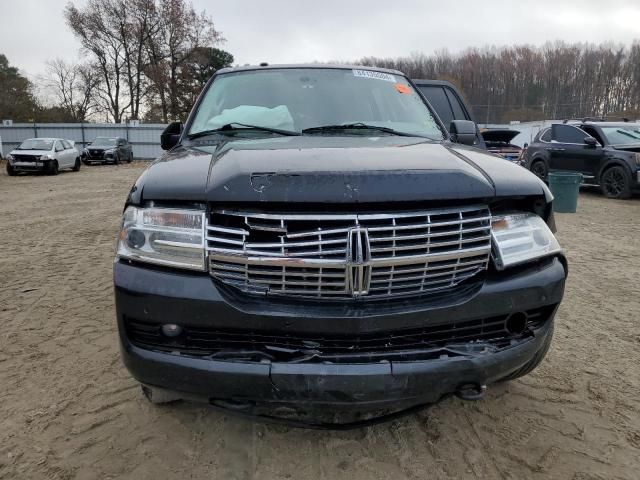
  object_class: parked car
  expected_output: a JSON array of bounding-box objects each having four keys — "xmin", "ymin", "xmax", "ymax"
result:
[
  {"xmin": 5, "ymin": 138, "xmax": 81, "ymax": 176},
  {"xmin": 83, "ymin": 137, "xmax": 133, "ymax": 165},
  {"xmin": 524, "ymin": 120, "xmax": 640, "ymax": 198},
  {"xmin": 412, "ymin": 79, "xmax": 486, "ymax": 149},
  {"xmin": 481, "ymin": 129, "xmax": 523, "ymax": 162},
  {"xmin": 114, "ymin": 65, "xmax": 566, "ymax": 423}
]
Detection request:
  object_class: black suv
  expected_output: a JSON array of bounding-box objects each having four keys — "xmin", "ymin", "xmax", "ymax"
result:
[
  {"xmin": 114, "ymin": 65, "xmax": 566, "ymax": 422},
  {"xmin": 524, "ymin": 121, "xmax": 640, "ymax": 198},
  {"xmin": 83, "ymin": 137, "xmax": 133, "ymax": 164},
  {"xmin": 413, "ymin": 79, "xmax": 486, "ymax": 149}
]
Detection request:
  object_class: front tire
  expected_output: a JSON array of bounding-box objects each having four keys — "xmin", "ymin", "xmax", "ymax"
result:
[
  {"xmin": 48, "ymin": 161, "xmax": 59, "ymax": 176},
  {"xmin": 600, "ymin": 165, "xmax": 631, "ymax": 199},
  {"xmin": 6, "ymin": 162, "xmax": 16, "ymax": 176},
  {"xmin": 530, "ymin": 160, "xmax": 548, "ymax": 181},
  {"xmin": 127, "ymin": 151, "xmax": 132, "ymax": 163},
  {"xmin": 72, "ymin": 157, "xmax": 81, "ymax": 171},
  {"xmin": 113, "ymin": 153, "xmax": 120, "ymax": 165}
]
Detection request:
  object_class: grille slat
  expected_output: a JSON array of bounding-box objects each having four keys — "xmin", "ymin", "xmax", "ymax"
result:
[
  {"xmin": 368, "ymin": 225, "xmax": 492, "ymax": 243},
  {"xmin": 206, "ymin": 206, "xmax": 491, "ymax": 300},
  {"xmin": 370, "ymin": 265, "xmax": 481, "ymax": 284},
  {"xmin": 369, "ymin": 235, "xmax": 492, "ymax": 254}
]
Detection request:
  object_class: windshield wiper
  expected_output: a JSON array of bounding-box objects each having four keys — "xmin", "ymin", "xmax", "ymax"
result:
[
  {"xmin": 188, "ymin": 122, "xmax": 300, "ymax": 139},
  {"xmin": 301, "ymin": 123, "xmax": 422, "ymax": 137},
  {"xmin": 615, "ymin": 129, "xmax": 640, "ymax": 141}
]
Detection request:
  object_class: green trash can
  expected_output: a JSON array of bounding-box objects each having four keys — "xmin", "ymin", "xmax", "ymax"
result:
[{"xmin": 548, "ymin": 172, "xmax": 583, "ymax": 213}]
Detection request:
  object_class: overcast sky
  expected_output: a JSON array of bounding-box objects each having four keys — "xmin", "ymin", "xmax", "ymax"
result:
[{"xmin": 2, "ymin": 0, "xmax": 640, "ymax": 79}]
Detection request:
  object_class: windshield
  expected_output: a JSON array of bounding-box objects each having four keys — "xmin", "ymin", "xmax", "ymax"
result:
[
  {"xmin": 92, "ymin": 137, "xmax": 118, "ymax": 147},
  {"xmin": 601, "ymin": 126, "xmax": 640, "ymax": 145},
  {"xmin": 189, "ymin": 68, "xmax": 445, "ymax": 139},
  {"xmin": 17, "ymin": 139, "xmax": 53, "ymax": 150}
]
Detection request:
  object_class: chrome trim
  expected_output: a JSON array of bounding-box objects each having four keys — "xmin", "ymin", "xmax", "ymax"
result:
[
  {"xmin": 206, "ymin": 206, "xmax": 492, "ymax": 299},
  {"xmin": 213, "ymin": 204, "xmax": 487, "ymax": 221}
]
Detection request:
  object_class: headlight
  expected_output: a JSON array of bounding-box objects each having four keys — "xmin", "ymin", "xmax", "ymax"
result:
[
  {"xmin": 116, "ymin": 206, "xmax": 206, "ymax": 271},
  {"xmin": 491, "ymin": 212, "xmax": 561, "ymax": 270},
  {"xmin": 634, "ymin": 152, "xmax": 640, "ymax": 167},
  {"xmin": 6, "ymin": 154, "xmax": 13, "ymax": 161},
  {"xmin": 40, "ymin": 154, "xmax": 53, "ymax": 160}
]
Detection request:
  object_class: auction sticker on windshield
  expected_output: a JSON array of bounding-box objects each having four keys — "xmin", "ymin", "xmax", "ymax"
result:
[{"xmin": 352, "ymin": 69, "xmax": 396, "ymax": 82}]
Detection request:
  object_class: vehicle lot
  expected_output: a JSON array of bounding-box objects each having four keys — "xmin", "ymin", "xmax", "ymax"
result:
[{"xmin": 0, "ymin": 163, "xmax": 638, "ymax": 480}]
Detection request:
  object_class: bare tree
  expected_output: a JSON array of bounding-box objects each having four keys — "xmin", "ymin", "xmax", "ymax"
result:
[
  {"xmin": 42, "ymin": 58, "xmax": 100, "ymax": 121},
  {"xmin": 64, "ymin": 0, "xmax": 223, "ymax": 122},
  {"xmin": 65, "ymin": 0, "xmax": 153, "ymax": 122},
  {"xmin": 113, "ymin": 0, "xmax": 156, "ymax": 119},
  {"xmin": 355, "ymin": 41, "xmax": 640, "ymax": 123},
  {"xmin": 144, "ymin": 0, "xmax": 222, "ymax": 122},
  {"xmin": 65, "ymin": 1, "xmax": 130, "ymax": 122}
]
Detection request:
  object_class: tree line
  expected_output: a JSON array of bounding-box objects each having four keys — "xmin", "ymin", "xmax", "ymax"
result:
[
  {"xmin": 3, "ymin": 21, "xmax": 640, "ymax": 125},
  {"xmin": 356, "ymin": 41, "xmax": 640, "ymax": 123},
  {"xmin": 0, "ymin": 0, "xmax": 232, "ymax": 124}
]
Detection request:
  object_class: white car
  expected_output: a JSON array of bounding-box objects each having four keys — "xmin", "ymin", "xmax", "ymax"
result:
[{"xmin": 5, "ymin": 138, "xmax": 81, "ymax": 176}]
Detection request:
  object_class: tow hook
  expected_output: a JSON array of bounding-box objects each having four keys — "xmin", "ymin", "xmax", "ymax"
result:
[{"xmin": 455, "ymin": 383, "xmax": 487, "ymax": 401}]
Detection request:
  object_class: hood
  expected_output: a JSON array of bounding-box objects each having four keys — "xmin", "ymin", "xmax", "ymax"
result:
[
  {"xmin": 481, "ymin": 129, "xmax": 520, "ymax": 144},
  {"xmin": 131, "ymin": 136, "xmax": 547, "ymax": 204},
  {"xmin": 10, "ymin": 149, "xmax": 52, "ymax": 156},
  {"xmin": 611, "ymin": 143, "xmax": 640, "ymax": 153}
]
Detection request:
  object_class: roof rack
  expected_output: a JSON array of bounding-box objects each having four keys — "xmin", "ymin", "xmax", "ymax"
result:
[{"xmin": 580, "ymin": 117, "xmax": 629, "ymax": 123}]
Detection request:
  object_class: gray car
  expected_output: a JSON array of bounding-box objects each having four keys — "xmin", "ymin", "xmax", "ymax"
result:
[{"xmin": 83, "ymin": 137, "xmax": 133, "ymax": 165}]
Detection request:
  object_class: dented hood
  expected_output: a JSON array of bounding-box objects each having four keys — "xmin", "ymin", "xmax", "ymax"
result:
[{"xmin": 133, "ymin": 136, "xmax": 547, "ymax": 204}]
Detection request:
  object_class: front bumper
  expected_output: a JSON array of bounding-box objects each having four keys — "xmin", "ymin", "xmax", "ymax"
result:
[
  {"xmin": 9, "ymin": 160, "xmax": 51, "ymax": 172},
  {"xmin": 84, "ymin": 151, "xmax": 113, "ymax": 161},
  {"xmin": 115, "ymin": 256, "xmax": 566, "ymax": 411}
]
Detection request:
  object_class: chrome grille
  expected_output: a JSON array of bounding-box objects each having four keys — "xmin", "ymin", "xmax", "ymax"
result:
[{"xmin": 206, "ymin": 206, "xmax": 492, "ymax": 299}]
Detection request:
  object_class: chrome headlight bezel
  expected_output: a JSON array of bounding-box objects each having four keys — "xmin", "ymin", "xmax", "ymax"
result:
[
  {"xmin": 491, "ymin": 212, "xmax": 562, "ymax": 270},
  {"xmin": 116, "ymin": 206, "xmax": 206, "ymax": 271}
]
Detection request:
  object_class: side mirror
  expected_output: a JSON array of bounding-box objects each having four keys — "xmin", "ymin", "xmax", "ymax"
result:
[
  {"xmin": 161, "ymin": 121, "xmax": 183, "ymax": 150},
  {"xmin": 584, "ymin": 136, "xmax": 598, "ymax": 148},
  {"xmin": 449, "ymin": 120, "xmax": 477, "ymax": 146},
  {"xmin": 523, "ymin": 143, "xmax": 529, "ymax": 149}
]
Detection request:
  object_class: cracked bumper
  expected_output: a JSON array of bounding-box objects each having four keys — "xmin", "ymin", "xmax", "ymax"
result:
[{"xmin": 115, "ymin": 257, "xmax": 565, "ymax": 410}]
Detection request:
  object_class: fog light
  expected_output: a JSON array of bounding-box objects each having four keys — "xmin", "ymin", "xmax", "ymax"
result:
[
  {"xmin": 161, "ymin": 324, "xmax": 183, "ymax": 337},
  {"xmin": 126, "ymin": 229, "xmax": 146, "ymax": 249}
]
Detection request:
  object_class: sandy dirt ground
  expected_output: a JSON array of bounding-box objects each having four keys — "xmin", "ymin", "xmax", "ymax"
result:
[{"xmin": 0, "ymin": 161, "xmax": 639, "ymax": 480}]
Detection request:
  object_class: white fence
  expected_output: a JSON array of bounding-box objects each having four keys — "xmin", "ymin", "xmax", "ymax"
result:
[{"xmin": 0, "ymin": 123, "xmax": 168, "ymax": 159}]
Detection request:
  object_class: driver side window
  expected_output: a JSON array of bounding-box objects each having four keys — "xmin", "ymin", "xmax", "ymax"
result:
[
  {"xmin": 55, "ymin": 141, "xmax": 63, "ymax": 152},
  {"xmin": 552, "ymin": 125, "xmax": 589, "ymax": 144}
]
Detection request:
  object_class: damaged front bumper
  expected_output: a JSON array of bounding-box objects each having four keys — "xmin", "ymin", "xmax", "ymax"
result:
[
  {"xmin": 9, "ymin": 159, "xmax": 51, "ymax": 172},
  {"xmin": 114, "ymin": 256, "xmax": 565, "ymax": 412}
]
